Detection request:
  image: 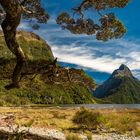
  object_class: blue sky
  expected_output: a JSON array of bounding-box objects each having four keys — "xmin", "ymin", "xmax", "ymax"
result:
[{"xmin": 19, "ymin": 0, "xmax": 140, "ymax": 83}]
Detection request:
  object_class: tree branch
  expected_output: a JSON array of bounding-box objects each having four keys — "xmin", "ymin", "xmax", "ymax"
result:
[{"xmin": 73, "ymin": 0, "xmax": 88, "ymax": 18}]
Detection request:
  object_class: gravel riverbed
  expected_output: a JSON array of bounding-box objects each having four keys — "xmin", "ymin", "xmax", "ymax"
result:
[
  {"xmin": 0, "ymin": 126, "xmax": 140, "ymax": 140},
  {"xmin": 0, "ymin": 109, "xmax": 140, "ymax": 140}
]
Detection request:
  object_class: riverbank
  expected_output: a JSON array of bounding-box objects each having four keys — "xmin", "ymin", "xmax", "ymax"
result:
[
  {"xmin": 0, "ymin": 127, "xmax": 139, "ymax": 140},
  {"xmin": 0, "ymin": 107, "xmax": 140, "ymax": 140}
]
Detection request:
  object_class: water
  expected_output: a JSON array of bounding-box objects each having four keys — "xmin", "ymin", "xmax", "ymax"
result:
[
  {"xmin": 2, "ymin": 104, "xmax": 139, "ymax": 109},
  {"xmin": 59, "ymin": 104, "xmax": 140, "ymax": 109}
]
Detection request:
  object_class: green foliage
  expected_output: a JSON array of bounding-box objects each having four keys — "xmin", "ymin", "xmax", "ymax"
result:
[
  {"xmin": 0, "ymin": 79, "xmax": 94, "ymax": 106},
  {"xmin": 82, "ymin": 70, "xmax": 96, "ymax": 87},
  {"xmin": 72, "ymin": 107, "xmax": 102, "ymax": 130},
  {"xmin": 0, "ymin": 31, "xmax": 96, "ymax": 106},
  {"xmin": 0, "ymin": 31, "xmax": 54, "ymax": 61},
  {"xmin": 104, "ymin": 77, "xmax": 140, "ymax": 103},
  {"xmin": 1, "ymin": 0, "xmax": 129, "ymax": 41},
  {"xmin": 56, "ymin": 0, "xmax": 130, "ymax": 41}
]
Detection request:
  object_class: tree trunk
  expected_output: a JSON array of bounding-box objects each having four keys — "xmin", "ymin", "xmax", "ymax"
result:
[{"xmin": 0, "ymin": 0, "xmax": 26, "ymax": 90}]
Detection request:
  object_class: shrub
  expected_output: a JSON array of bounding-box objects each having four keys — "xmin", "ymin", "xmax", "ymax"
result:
[
  {"xmin": 66, "ymin": 133, "xmax": 82, "ymax": 140},
  {"xmin": 120, "ymin": 115, "xmax": 132, "ymax": 124},
  {"xmin": 72, "ymin": 107, "xmax": 101, "ymax": 130},
  {"xmin": 86, "ymin": 133, "xmax": 92, "ymax": 140},
  {"xmin": 135, "ymin": 129, "xmax": 140, "ymax": 136}
]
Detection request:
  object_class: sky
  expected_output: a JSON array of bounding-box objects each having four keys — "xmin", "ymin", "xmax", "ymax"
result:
[{"xmin": 19, "ymin": 0, "xmax": 140, "ymax": 83}]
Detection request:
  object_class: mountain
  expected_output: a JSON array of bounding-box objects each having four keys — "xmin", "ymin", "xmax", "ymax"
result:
[
  {"xmin": 0, "ymin": 31, "xmax": 97, "ymax": 106},
  {"xmin": 93, "ymin": 64, "xmax": 140, "ymax": 103}
]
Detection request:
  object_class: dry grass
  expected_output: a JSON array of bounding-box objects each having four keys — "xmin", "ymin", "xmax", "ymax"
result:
[{"xmin": 0, "ymin": 107, "xmax": 140, "ymax": 136}]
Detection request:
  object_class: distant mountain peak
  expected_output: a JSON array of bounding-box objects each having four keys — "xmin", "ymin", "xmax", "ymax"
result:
[
  {"xmin": 93, "ymin": 64, "xmax": 140, "ymax": 103},
  {"xmin": 119, "ymin": 64, "xmax": 128, "ymax": 70},
  {"xmin": 111, "ymin": 64, "xmax": 133, "ymax": 78}
]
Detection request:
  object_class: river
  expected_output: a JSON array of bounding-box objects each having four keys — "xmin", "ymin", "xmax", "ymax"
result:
[{"xmin": 59, "ymin": 104, "xmax": 140, "ymax": 109}]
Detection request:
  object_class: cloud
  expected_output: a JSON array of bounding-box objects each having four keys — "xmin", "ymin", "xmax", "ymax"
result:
[
  {"xmin": 51, "ymin": 43, "xmax": 127, "ymax": 73},
  {"xmin": 18, "ymin": 17, "xmax": 140, "ymax": 79},
  {"xmin": 50, "ymin": 41, "xmax": 140, "ymax": 80},
  {"xmin": 132, "ymin": 70, "xmax": 140, "ymax": 79}
]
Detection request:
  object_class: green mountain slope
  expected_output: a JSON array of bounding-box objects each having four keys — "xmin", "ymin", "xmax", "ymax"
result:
[
  {"xmin": 94, "ymin": 64, "xmax": 140, "ymax": 103},
  {"xmin": 104, "ymin": 77, "xmax": 140, "ymax": 103},
  {"xmin": 0, "ymin": 31, "xmax": 96, "ymax": 106},
  {"xmin": 0, "ymin": 31, "xmax": 54, "ymax": 61}
]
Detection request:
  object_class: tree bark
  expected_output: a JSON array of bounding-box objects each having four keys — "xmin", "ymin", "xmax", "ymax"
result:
[{"xmin": 0, "ymin": 0, "xmax": 26, "ymax": 89}]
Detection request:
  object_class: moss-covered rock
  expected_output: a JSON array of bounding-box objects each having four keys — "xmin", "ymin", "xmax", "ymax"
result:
[{"xmin": 0, "ymin": 31, "xmax": 96, "ymax": 106}]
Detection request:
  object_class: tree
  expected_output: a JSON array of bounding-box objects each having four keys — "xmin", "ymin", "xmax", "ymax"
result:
[{"xmin": 0, "ymin": 0, "xmax": 130, "ymax": 89}]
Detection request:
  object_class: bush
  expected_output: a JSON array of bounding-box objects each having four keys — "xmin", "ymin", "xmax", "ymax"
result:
[
  {"xmin": 72, "ymin": 107, "xmax": 101, "ymax": 130},
  {"xmin": 86, "ymin": 133, "xmax": 92, "ymax": 140},
  {"xmin": 66, "ymin": 133, "xmax": 82, "ymax": 140}
]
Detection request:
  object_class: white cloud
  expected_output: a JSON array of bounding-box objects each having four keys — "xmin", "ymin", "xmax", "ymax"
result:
[
  {"xmin": 51, "ymin": 44, "xmax": 127, "ymax": 73},
  {"xmin": 18, "ymin": 19, "xmax": 140, "ymax": 79},
  {"xmin": 49, "ymin": 39, "xmax": 140, "ymax": 78}
]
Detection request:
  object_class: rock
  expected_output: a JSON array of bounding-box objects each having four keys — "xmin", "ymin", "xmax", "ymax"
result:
[
  {"xmin": 0, "ymin": 125, "xmax": 140, "ymax": 140},
  {"xmin": 111, "ymin": 64, "xmax": 133, "ymax": 78}
]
